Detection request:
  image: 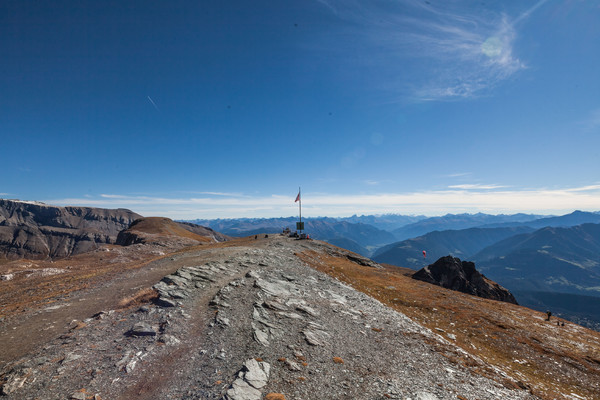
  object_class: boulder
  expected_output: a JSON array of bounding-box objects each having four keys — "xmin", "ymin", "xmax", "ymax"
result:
[
  {"xmin": 412, "ymin": 256, "xmax": 518, "ymax": 304},
  {"xmin": 128, "ymin": 322, "xmax": 157, "ymax": 336},
  {"xmin": 243, "ymin": 358, "xmax": 270, "ymax": 389},
  {"xmin": 224, "ymin": 379, "xmax": 261, "ymax": 400}
]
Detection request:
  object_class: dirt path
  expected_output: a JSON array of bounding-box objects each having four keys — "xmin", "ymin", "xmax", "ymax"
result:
[
  {"xmin": 116, "ymin": 258, "xmax": 252, "ymax": 400},
  {"xmin": 0, "ymin": 237, "xmax": 264, "ymax": 366}
]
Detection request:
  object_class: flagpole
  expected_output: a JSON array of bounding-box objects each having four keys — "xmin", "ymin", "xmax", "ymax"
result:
[{"xmin": 298, "ymin": 186, "xmax": 302, "ymax": 234}]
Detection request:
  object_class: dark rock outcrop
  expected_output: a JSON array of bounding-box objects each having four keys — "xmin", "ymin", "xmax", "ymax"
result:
[
  {"xmin": 0, "ymin": 199, "xmax": 141, "ymax": 260},
  {"xmin": 412, "ymin": 255, "xmax": 518, "ymax": 304}
]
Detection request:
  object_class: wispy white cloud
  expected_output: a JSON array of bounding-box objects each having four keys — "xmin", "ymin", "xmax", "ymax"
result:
[
  {"xmin": 177, "ymin": 191, "xmax": 248, "ymax": 197},
  {"xmin": 402, "ymin": 11, "xmax": 525, "ymax": 101},
  {"xmin": 562, "ymin": 184, "xmax": 600, "ymax": 192},
  {"xmin": 443, "ymin": 172, "xmax": 472, "ymax": 178},
  {"xmin": 314, "ymin": 0, "xmax": 538, "ymax": 101},
  {"xmin": 46, "ymin": 184, "xmax": 600, "ymax": 219},
  {"xmin": 448, "ymin": 184, "xmax": 507, "ymax": 190}
]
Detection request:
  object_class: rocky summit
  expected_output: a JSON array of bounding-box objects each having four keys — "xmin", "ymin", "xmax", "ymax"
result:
[
  {"xmin": 412, "ymin": 255, "xmax": 518, "ymax": 304},
  {"xmin": 1, "ymin": 231, "xmax": 599, "ymax": 399}
]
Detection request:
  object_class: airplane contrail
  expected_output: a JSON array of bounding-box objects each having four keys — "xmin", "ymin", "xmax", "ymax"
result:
[
  {"xmin": 147, "ymin": 95, "xmax": 160, "ymax": 111},
  {"xmin": 513, "ymin": 0, "xmax": 549, "ymax": 25}
]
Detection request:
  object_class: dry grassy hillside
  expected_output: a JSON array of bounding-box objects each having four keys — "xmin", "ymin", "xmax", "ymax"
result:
[
  {"xmin": 116, "ymin": 217, "xmax": 217, "ymax": 245},
  {"xmin": 299, "ymin": 249, "xmax": 600, "ymax": 400}
]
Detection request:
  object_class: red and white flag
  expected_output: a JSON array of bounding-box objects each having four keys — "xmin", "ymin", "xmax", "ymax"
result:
[{"xmin": 295, "ymin": 192, "xmax": 300, "ymax": 203}]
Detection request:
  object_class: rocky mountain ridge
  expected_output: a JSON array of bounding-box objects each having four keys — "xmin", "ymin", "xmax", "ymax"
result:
[{"xmin": 0, "ymin": 199, "xmax": 142, "ymax": 260}]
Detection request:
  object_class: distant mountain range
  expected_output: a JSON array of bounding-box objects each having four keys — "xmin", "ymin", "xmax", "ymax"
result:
[
  {"xmin": 367, "ymin": 211, "xmax": 600, "ymax": 330},
  {"xmin": 372, "ymin": 212, "xmax": 600, "ymax": 294},
  {"xmin": 373, "ymin": 211, "xmax": 600, "ymax": 268},
  {"xmin": 372, "ymin": 226, "xmax": 535, "ymax": 269},
  {"xmin": 186, "ymin": 217, "xmax": 397, "ymax": 255},
  {"xmin": 336, "ymin": 214, "xmax": 426, "ymax": 232},
  {"xmin": 478, "ymin": 210, "xmax": 600, "ymax": 229},
  {"xmin": 391, "ymin": 213, "xmax": 545, "ymax": 241},
  {"xmin": 468, "ymin": 222, "xmax": 600, "ymax": 328},
  {"xmin": 323, "ymin": 237, "xmax": 369, "ymax": 256},
  {"xmin": 472, "ymin": 223, "xmax": 600, "ymax": 296},
  {"xmin": 188, "ymin": 211, "xmax": 600, "ymax": 259}
]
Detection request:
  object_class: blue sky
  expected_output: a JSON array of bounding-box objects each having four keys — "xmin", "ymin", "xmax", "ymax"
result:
[{"xmin": 2, "ymin": 0, "xmax": 599, "ymax": 218}]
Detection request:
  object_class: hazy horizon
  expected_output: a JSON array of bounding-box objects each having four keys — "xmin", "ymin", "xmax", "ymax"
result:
[{"xmin": 3, "ymin": 196, "xmax": 598, "ymax": 221}]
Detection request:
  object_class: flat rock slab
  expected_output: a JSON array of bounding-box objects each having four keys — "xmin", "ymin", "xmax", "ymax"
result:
[
  {"xmin": 254, "ymin": 279, "xmax": 290, "ymax": 297},
  {"xmin": 263, "ymin": 300, "xmax": 287, "ymax": 311},
  {"xmin": 296, "ymin": 304, "xmax": 319, "ymax": 317},
  {"xmin": 162, "ymin": 274, "xmax": 190, "ymax": 287},
  {"xmin": 416, "ymin": 393, "xmax": 439, "ymax": 400},
  {"xmin": 224, "ymin": 379, "xmax": 261, "ymax": 400},
  {"xmin": 243, "ymin": 359, "xmax": 270, "ymax": 389},
  {"xmin": 253, "ymin": 328, "xmax": 270, "ymax": 347},
  {"xmin": 129, "ymin": 322, "xmax": 156, "ymax": 336},
  {"xmin": 302, "ymin": 328, "xmax": 328, "ymax": 346},
  {"xmin": 154, "ymin": 297, "xmax": 177, "ymax": 307}
]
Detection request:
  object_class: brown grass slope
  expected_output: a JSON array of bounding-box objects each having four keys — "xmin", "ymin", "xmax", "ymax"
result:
[
  {"xmin": 298, "ymin": 248, "xmax": 600, "ymax": 400},
  {"xmin": 116, "ymin": 217, "xmax": 224, "ymax": 246}
]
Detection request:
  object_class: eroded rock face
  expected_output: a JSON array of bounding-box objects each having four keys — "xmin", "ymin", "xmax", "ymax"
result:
[
  {"xmin": 0, "ymin": 199, "xmax": 141, "ymax": 260},
  {"xmin": 412, "ymin": 255, "xmax": 518, "ymax": 304}
]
